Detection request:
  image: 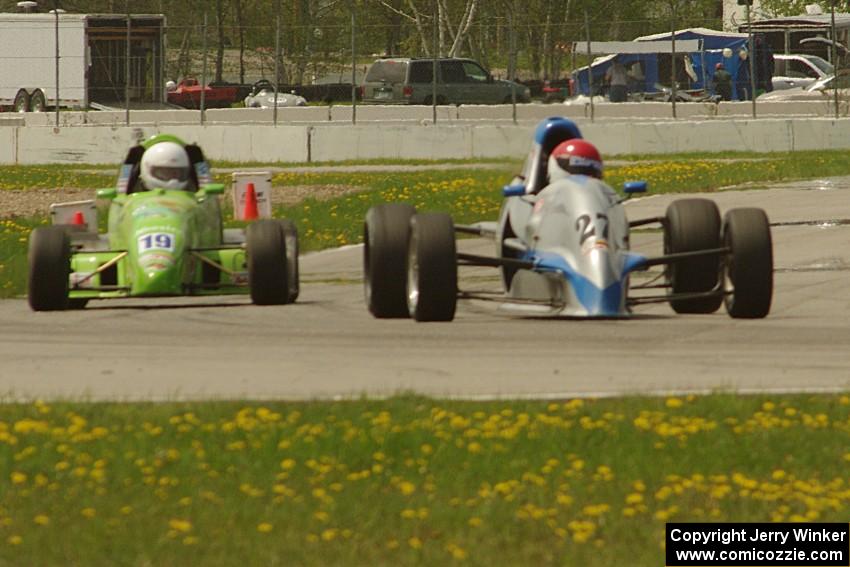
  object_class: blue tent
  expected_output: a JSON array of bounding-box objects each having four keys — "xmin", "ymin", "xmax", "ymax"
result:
[{"xmin": 574, "ymin": 28, "xmax": 749, "ymax": 99}]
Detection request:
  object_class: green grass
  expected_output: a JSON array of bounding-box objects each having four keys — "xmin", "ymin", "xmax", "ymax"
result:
[
  {"xmin": 4, "ymin": 150, "xmax": 850, "ymax": 298},
  {"xmin": 1, "ymin": 394, "xmax": 849, "ymax": 566}
]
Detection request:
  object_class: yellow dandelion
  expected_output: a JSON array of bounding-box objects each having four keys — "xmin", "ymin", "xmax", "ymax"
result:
[
  {"xmin": 409, "ymin": 536, "xmax": 423, "ymax": 549},
  {"xmin": 11, "ymin": 472, "xmax": 26, "ymax": 484},
  {"xmin": 665, "ymin": 398, "xmax": 683, "ymax": 408},
  {"xmin": 257, "ymin": 522, "xmax": 273, "ymax": 533},
  {"xmin": 168, "ymin": 519, "xmax": 192, "ymax": 533},
  {"xmin": 626, "ymin": 493, "xmax": 644, "ymax": 505},
  {"xmin": 7, "ymin": 535, "xmax": 22, "ymax": 545},
  {"xmin": 81, "ymin": 508, "xmax": 96, "ymax": 518},
  {"xmin": 34, "ymin": 515, "xmax": 49, "ymax": 526}
]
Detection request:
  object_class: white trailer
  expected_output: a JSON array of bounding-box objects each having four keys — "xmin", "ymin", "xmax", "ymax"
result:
[{"xmin": 0, "ymin": 12, "xmax": 165, "ymax": 112}]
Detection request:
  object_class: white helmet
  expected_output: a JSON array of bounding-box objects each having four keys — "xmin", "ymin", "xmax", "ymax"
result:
[{"xmin": 140, "ymin": 141, "xmax": 191, "ymax": 191}]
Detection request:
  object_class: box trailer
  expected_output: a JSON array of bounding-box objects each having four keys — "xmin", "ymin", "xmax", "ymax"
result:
[{"xmin": 0, "ymin": 12, "xmax": 165, "ymax": 112}]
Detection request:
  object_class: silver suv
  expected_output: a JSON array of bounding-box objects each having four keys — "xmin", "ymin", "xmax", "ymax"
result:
[
  {"xmin": 361, "ymin": 57, "xmax": 530, "ymax": 105},
  {"xmin": 772, "ymin": 54, "xmax": 833, "ymax": 90}
]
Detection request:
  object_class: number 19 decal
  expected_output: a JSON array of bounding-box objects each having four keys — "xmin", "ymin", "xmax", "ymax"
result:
[{"xmin": 138, "ymin": 232, "xmax": 175, "ymax": 252}]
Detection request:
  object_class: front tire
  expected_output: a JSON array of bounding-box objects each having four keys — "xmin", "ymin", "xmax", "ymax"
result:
[
  {"xmin": 247, "ymin": 220, "xmax": 290, "ymax": 305},
  {"xmin": 278, "ymin": 219, "xmax": 300, "ymax": 303},
  {"xmin": 28, "ymin": 227, "xmax": 70, "ymax": 311},
  {"xmin": 407, "ymin": 213, "xmax": 457, "ymax": 322},
  {"xmin": 723, "ymin": 208, "xmax": 773, "ymax": 319},
  {"xmin": 363, "ymin": 203, "xmax": 416, "ymax": 318},
  {"xmin": 664, "ymin": 198, "xmax": 722, "ymax": 313}
]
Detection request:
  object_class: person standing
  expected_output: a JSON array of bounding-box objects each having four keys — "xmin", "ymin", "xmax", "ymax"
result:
[
  {"xmin": 711, "ymin": 62, "xmax": 733, "ymax": 101},
  {"xmin": 627, "ymin": 61, "xmax": 645, "ymax": 95},
  {"xmin": 605, "ymin": 58, "xmax": 629, "ymax": 103},
  {"xmin": 736, "ymin": 49, "xmax": 751, "ymax": 101}
]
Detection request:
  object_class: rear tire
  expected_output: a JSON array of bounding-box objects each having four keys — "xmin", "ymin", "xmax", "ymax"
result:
[
  {"xmin": 723, "ymin": 208, "xmax": 773, "ymax": 319},
  {"xmin": 13, "ymin": 89, "xmax": 29, "ymax": 113},
  {"xmin": 278, "ymin": 219, "xmax": 300, "ymax": 303},
  {"xmin": 664, "ymin": 198, "xmax": 723, "ymax": 313},
  {"xmin": 29, "ymin": 90, "xmax": 47, "ymax": 112},
  {"xmin": 407, "ymin": 213, "xmax": 457, "ymax": 322},
  {"xmin": 28, "ymin": 226, "xmax": 70, "ymax": 311},
  {"xmin": 247, "ymin": 220, "xmax": 290, "ymax": 305},
  {"xmin": 364, "ymin": 203, "xmax": 416, "ymax": 318}
]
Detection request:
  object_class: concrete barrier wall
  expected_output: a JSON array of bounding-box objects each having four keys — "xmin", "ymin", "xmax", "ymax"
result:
[
  {"xmin": 206, "ymin": 106, "xmax": 331, "ymax": 124},
  {"xmin": 330, "ymin": 105, "xmax": 457, "ymax": 123},
  {"xmin": 15, "ymin": 100, "xmax": 850, "ymax": 128},
  {"xmin": 11, "ymin": 125, "xmax": 309, "ymax": 164},
  {"xmin": 3, "ymin": 117, "xmax": 850, "ymax": 165},
  {"xmin": 309, "ymin": 124, "xmax": 472, "ymax": 161},
  {"xmin": 0, "ymin": 128, "xmax": 16, "ymax": 163}
]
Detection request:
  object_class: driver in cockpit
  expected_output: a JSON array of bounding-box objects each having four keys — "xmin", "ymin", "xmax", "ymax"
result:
[{"xmin": 547, "ymin": 139, "xmax": 604, "ymax": 182}]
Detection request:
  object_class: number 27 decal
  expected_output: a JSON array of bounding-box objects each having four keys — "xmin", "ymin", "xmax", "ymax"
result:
[
  {"xmin": 575, "ymin": 213, "xmax": 609, "ymax": 245},
  {"xmin": 138, "ymin": 232, "xmax": 175, "ymax": 252}
]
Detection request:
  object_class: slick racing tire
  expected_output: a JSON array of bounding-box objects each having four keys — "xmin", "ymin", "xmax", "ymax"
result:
[
  {"xmin": 28, "ymin": 226, "xmax": 71, "ymax": 311},
  {"xmin": 722, "ymin": 208, "xmax": 773, "ymax": 319},
  {"xmin": 407, "ymin": 213, "xmax": 457, "ymax": 322},
  {"xmin": 364, "ymin": 203, "xmax": 416, "ymax": 318},
  {"xmin": 247, "ymin": 219, "xmax": 290, "ymax": 305},
  {"xmin": 278, "ymin": 219, "xmax": 300, "ymax": 303},
  {"xmin": 664, "ymin": 198, "xmax": 723, "ymax": 314}
]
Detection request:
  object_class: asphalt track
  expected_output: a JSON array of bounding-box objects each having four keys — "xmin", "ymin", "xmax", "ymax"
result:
[{"xmin": 1, "ymin": 178, "xmax": 849, "ymax": 401}]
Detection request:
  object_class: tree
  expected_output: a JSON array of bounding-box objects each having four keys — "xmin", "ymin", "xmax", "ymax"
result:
[
  {"xmin": 214, "ymin": 0, "xmax": 226, "ymax": 83},
  {"xmin": 758, "ymin": 0, "xmax": 815, "ymax": 17}
]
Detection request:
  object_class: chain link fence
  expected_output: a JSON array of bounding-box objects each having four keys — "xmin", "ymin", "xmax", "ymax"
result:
[{"xmin": 1, "ymin": 4, "xmax": 848, "ymax": 125}]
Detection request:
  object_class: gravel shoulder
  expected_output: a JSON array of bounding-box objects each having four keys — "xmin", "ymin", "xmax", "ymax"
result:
[{"xmin": 0, "ymin": 184, "xmax": 366, "ymax": 218}]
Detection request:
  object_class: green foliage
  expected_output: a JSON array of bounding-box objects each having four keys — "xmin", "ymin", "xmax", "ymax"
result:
[
  {"xmin": 1, "ymin": 394, "xmax": 850, "ymax": 565},
  {"xmin": 757, "ymin": 0, "xmax": 814, "ymax": 17},
  {"xmin": 0, "ymin": 0, "xmax": 725, "ymax": 81}
]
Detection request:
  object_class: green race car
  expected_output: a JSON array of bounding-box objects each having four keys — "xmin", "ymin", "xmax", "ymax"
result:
[{"xmin": 28, "ymin": 134, "xmax": 299, "ymax": 311}]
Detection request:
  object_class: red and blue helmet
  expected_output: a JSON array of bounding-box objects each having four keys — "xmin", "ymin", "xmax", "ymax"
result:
[{"xmin": 548, "ymin": 139, "xmax": 603, "ymax": 180}]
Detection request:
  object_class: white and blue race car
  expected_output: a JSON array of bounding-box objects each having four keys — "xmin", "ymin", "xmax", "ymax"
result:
[{"xmin": 363, "ymin": 117, "xmax": 773, "ymax": 322}]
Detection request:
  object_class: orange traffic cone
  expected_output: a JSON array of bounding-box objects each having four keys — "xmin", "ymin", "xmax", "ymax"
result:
[
  {"xmin": 243, "ymin": 182, "xmax": 259, "ymax": 221},
  {"xmin": 72, "ymin": 211, "xmax": 85, "ymax": 226}
]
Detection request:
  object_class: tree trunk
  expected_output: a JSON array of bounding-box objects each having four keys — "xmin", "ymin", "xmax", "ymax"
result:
[
  {"xmin": 405, "ymin": 0, "xmax": 431, "ymax": 56},
  {"xmin": 177, "ymin": 28, "xmax": 191, "ymax": 79},
  {"xmin": 449, "ymin": 0, "xmax": 477, "ymax": 57},
  {"xmin": 214, "ymin": 0, "xmax": 225, "ymax": 83},
  {"xmin": 542, "ymin": 9, "xmax": 551, "ymax": 79},
  {"xmin": 233, "ymin": 0, "xmax": 245, "ymax": 84}
]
